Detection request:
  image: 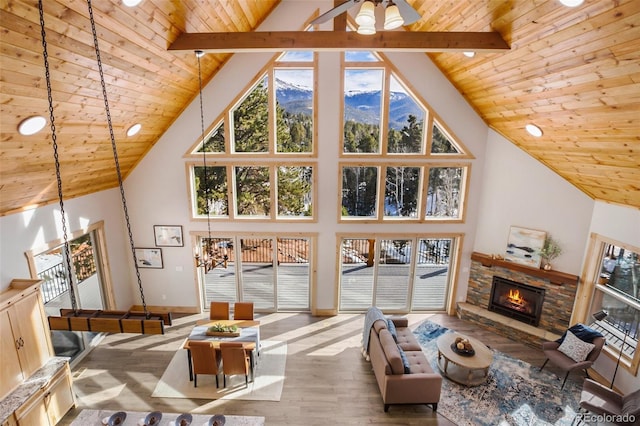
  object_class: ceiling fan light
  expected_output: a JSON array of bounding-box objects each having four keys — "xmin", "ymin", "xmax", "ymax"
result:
[
  {"xmin": 463, "ymin": 51, "xmax": 476, "ymax": 58},
  {"xmin": 357, "ymin": 23, "xmax": 376, "ymax": 35},
  {"xmin": 384, "ymin": 5, "xmax": 404, "ymax": 30},
  {"xmin": 355, "ymin": 1, "xmax": 376, "ymax": 26}
]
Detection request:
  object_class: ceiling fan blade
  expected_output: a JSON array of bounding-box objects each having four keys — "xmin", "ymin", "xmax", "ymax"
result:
[
  {"xmin": 393, "ymin": 0, "xmax": 421, "ymax": 25},
  {"xmin": 310, "ymin": 0, "xmax": 358, "ymax": 25}
]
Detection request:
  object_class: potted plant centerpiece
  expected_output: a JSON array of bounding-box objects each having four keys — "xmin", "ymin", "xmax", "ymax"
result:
[
  {"xmin": 206, "ymin": 323, "xmax": 239, "ymax": 337},
  {"xmin": 540, "ymin": 235, "xmax": 562, "ymax": 270}
]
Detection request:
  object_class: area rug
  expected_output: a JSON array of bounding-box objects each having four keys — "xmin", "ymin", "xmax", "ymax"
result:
[
  {"xmin": 151, "ymin": 340, "xmax": 286, "ymax": 401},
  {"xmin": 414, "ymin": 321, "xmax": 582, "ymax": 426}
]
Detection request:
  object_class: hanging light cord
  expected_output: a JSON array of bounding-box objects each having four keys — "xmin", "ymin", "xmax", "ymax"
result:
[
  {"xmin": 38, "ymin": 0, "xmax": 78, "ymax": 314},
  {"xmin": 86, "ymin": 0, "xmax": 148, "ymax": 316},
  {"xmin": 196, "ymin": 51, "xmax": 212, "ymax": 267}
]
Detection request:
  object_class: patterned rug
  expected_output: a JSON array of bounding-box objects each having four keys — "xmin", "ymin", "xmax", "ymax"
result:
[{"xmin": 414, "ymin": 321, "xmax": 582, "ymax": 426}]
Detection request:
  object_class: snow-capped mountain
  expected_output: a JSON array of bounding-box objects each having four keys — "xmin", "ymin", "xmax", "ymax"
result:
[{"xmin": 275, "ymin": 79, "xmax": 423, "ymax": 130}]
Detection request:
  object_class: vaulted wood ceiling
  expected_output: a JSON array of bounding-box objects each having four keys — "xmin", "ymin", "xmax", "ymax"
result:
[{"xmin": 1, "ymin": 0, "xmax": 638, "ymax": 216}]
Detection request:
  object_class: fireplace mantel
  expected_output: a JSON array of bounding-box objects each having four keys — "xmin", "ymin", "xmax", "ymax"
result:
[{"xmin": 470, "ymin": 252, "xmax": 579, "ymax": 286}]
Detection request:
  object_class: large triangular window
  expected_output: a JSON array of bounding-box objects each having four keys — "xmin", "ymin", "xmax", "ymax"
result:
[{"xmin": 187, "ymin": 51, "xmax": 317, "ymax": 221}]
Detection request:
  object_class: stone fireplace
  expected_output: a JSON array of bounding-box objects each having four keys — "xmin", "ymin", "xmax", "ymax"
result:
[{"xmin": 457, "ymin": 252, "xmax": 580, "ymax": 347}]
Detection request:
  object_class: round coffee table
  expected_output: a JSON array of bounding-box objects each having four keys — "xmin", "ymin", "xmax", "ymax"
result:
[{"xmin": 436, "ymin": 332, "xmax": 493, "ymax": 386}]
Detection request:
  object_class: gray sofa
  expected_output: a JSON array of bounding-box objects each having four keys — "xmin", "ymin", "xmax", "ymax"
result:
[{"xmin": 367, "ymin": 316, "xmax": 442, "ymax": 412}]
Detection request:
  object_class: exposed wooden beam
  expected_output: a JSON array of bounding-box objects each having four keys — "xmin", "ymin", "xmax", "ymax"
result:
[{"xmin": 168, "ymin": 31, "xmax": 510, "ymax": 53}]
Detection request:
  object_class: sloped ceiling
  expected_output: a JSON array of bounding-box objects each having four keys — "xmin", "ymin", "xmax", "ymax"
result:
[{"xmin": 1, "ymin": 0, "xmax": 638, "ymax": 216}]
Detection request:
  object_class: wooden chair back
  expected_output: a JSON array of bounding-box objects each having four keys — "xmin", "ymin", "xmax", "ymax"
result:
[
  {"xmin": 188, "ymin": 340, "xmax": 221, "ymax": 387},
  {"xmin": 210, "ymin": 301, "xmax": 230, "ymax": 320},
  {"xmin": 233, "ymin": 302, "xmax": 254, "ymax": 320},
  {"xmin": 220, "ymin": 342, "xmax": 251, "ymax": 387}
]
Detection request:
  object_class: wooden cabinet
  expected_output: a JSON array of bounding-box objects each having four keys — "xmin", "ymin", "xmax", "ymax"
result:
[
  {"xmin": 14, "ymin": 365, "xmax": 74, "ymax": 426},
  {"xmin": 1, "ymin": 279, "xmax": 74, "ymax": 426},
  {"xmin": 0, "ymin": 280, "xmax": 53, "ymax": 400}
]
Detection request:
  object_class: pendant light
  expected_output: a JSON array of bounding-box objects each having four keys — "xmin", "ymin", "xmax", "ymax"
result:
[{"xmin": 193, "ymin": 50, "xmax": 215, "ymax": 272}]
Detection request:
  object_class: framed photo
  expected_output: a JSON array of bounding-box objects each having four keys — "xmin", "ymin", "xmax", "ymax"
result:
[
  {"xmin": 504, "ymin": 226, "xmax": 546, "ymax": 268},
  {"xmin": 135, "ymin": 248, "xmax": 163, "ymax": 269},
  {"xmin": 153, "ymin": 225, "xmax": 184, "ymax": 247}
]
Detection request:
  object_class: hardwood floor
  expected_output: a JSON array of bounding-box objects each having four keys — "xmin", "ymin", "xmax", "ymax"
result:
[{"xmin": 58, "ymin": 312, "xmax": 582, "ymax": 425}]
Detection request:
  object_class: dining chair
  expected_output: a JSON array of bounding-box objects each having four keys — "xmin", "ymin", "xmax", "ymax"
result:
[
  {"xmin": 233, "ymin": 301, "xmax": 254, "ymax": 320},
  {"xmin": 188, "ymin": 340, "xmax": 221, "ymax": 388},
  {"xmin": 219, "ymin": 342, "xmax": 252, "ymax": 387},
  {"xmin": 210, "ymin": 301, "xmax": 230, "ymax": 320}
]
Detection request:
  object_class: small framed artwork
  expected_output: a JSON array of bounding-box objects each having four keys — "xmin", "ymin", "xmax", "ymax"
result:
[
  {"xmin": 135, "ymin": 248, "xmax": 163, "ymax": 269},
  {"xmin": 504, "ymin": 226, "xmax": 546, "ymax": 268},
  {"xmin": 153, "ymin": 225, "xmax": 184, "ymax": 247}
]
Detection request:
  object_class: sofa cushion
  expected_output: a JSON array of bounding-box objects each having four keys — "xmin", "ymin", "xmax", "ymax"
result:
[
  {"xmin": 379, "ymin": 329, "xmax": 404, "ymax": 374},
  {"xmin": 387, "ymin": 319, "xmax": 399, "ymax": 343},
  {"xmin": 396, "ymin": 329, "xmax": 422, "ymax": 351},
  {"xmin": 397, "ymin": 345, "xmax": 411, "ymax": 373},
  {"xmin": 558, "ymin": 330, "xmax": 595, "ymax": 362},
  {"xmin": 404, "ymin": 350, "xmax": 433, "ymax": 374}
]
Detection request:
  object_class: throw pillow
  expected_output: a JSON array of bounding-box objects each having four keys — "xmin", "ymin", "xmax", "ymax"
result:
[
  {"xmin": 557, "ymin": 330, "xmax": 595, "ymax": 362},
  {"xmin": 556, "ymin": 323, "xmax": 604, "ymax": 344},
  {"xmin": 387, "ymin": 319, "xmax": 399, "ymax": 343},
  {"xmin": 397, "ymin": 345, "xmax": 411, "ymax": 374}
]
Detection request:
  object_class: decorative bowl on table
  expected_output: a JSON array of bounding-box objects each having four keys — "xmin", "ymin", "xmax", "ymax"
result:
[{"xmin": 451, "ymin": 337, "xmax": 475, "ymax": 356}]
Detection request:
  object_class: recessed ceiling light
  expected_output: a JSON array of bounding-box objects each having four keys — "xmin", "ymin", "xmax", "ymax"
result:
[
  {"xmin": 18, "ymin": 116, "xmax": 47, "ymax": 135},
  {"xmin": 525, "ymin": 124, "xmax": 543, "ymax": 137},
  {"xmin": 126, "ymin": 123, "xmax": 142, "ymax": 137},
  {"xmin": 558, "ymin": 0, "xmax": 584, "ymax": 7},
  {"xmin": 122, "ymin": 0, "xmax": 142, "ymax": 6},
  {"xmin": 463, "ymin": 51, "xmax": 476, "ymax": 58}
]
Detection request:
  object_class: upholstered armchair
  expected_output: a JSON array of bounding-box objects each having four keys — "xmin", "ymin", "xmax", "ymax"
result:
[
  {"xmin": 578, "ymin": 379, "xmax": 640, "ymax": 425},
  {"xmin": 220, "ymin": 342, "xmax": 252, "ymax": 388},
  {"xmin": 540, "ymin": 334, "xmax": 606, "ymax": 389},
  {"xmin": 189, "ymin": 340, "xmax": 222, "ymax": 388},
  {"xmin": 210, "ymin": 301, "xmax": 230, "ymax": 320}
]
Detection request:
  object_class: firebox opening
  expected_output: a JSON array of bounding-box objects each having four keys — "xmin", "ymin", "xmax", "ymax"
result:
[{"xmin": 488, "ymin": 276, "xmax": 545, "ymax": 326}]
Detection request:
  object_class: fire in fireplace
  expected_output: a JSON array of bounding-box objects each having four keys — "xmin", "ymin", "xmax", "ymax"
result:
[{"xmin": 488, "ymin": 276, "xmax": 545, "ymax": 326}]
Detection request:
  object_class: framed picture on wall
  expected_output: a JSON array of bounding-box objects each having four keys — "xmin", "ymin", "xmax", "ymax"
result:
[
  {"xmin": 134, "ymin": 248, "xmax": 163, "ymax": 269},
  {"xmin": 504, "ymin": 226, "xmax": 546, "ymax": 268},
  {"xmin": 153, "ymin": 225, "xmax": 183, "ymax": 247}
]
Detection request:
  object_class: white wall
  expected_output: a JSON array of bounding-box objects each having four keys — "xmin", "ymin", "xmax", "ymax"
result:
[
  {"xmin": 0, "ymin": 189, "xmax": 135, "ymax": 309},
  {"xmin": 473, "ymin": 129, "xmax": 594, "ymax": 274}
]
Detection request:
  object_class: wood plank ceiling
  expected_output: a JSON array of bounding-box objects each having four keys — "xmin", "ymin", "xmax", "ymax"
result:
[{"xmin": 0, "ymin": 0, "xmax": 638, "ymax": 216}]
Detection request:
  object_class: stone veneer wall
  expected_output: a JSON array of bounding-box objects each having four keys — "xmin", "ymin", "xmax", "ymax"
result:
[{"xmin": 466, "ymin": 259, "xmax": 578, "ymax": 336}]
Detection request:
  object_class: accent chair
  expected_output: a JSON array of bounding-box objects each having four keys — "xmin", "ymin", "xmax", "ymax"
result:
[
  {"xmin": 220, "ymin": 342, "xmax": 252, "ymax": 388},
  {"xmin": 188, "ymin": 340, "xmax": 222, "ymax": 388},
  {"xmin": 576, "ymin": 378, "xmax": 640, "ymax": 425},
  {"xmin": 540, "ymin": 335, "xmax": 605, "ymax": 389}
]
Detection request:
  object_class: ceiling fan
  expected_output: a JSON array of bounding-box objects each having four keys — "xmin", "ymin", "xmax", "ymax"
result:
[{"xmin": 311, "ymin": 0, "xmax": 421, "ymax": 34}]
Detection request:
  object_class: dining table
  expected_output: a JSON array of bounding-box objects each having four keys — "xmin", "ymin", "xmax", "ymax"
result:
[{"xmin": 183, "ymin": 320, "xmax": 260, "ymax": 381}]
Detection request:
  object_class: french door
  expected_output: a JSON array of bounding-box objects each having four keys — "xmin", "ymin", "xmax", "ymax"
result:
[
  {"xmin": 199, "ymin": 235, "xmax": 312, "ymax": 312},
  {"xmin": 339, "ymin": 236, "xmax": 457, "ymax": 312},
  {"xmin": 32, "ymin": 229, "xmax": 108, "ymax": 362}
]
